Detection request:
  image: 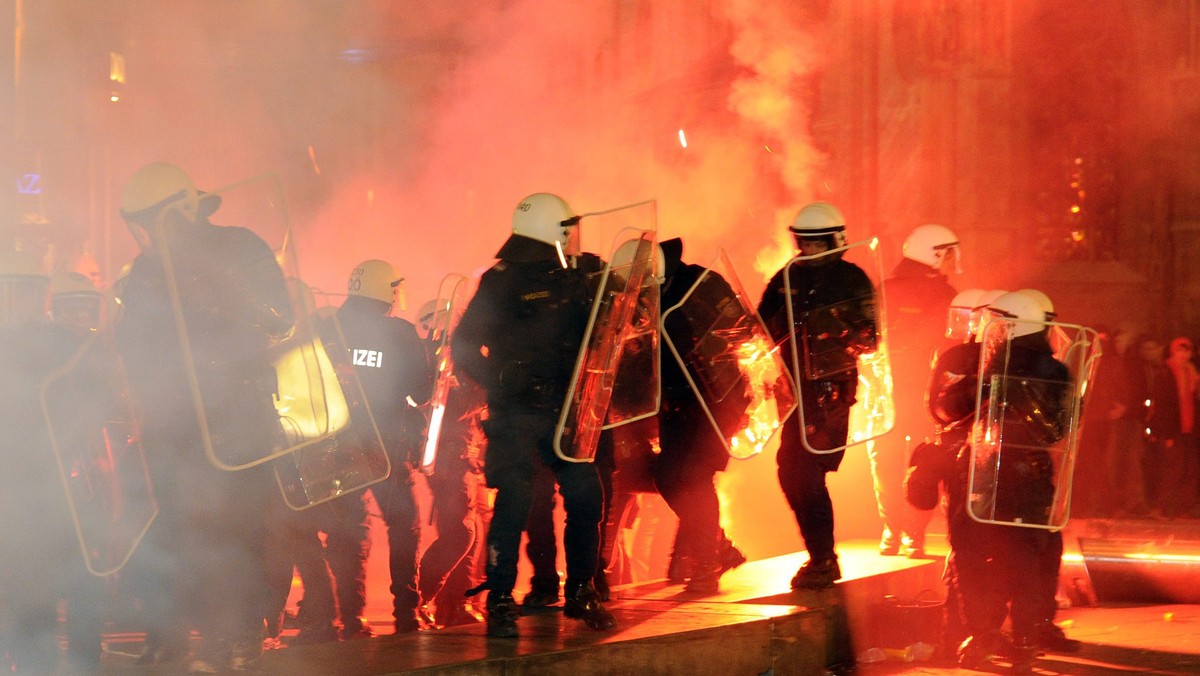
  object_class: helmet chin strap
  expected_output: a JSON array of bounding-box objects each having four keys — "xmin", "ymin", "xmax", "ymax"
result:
[{"xmin": 555, "ymin": 240, "xmax": 569, "ymax": 269}]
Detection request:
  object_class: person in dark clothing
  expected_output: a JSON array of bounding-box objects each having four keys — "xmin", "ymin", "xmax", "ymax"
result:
[
  {"xmin": 757, "ymin": 202, "xmax": 878, "ymax": 590},
  {"xmin": 907, "ymin": 288, "xmax": 987, "ymax": 656},
  {"xmin": 522, "ymin": 430, "xmax": 616, "ymax": 607},
  {"xmin": 0, "ymin": 252, "xmax": 122, "ymax": 673},
  {"xmin": 414, "ymin": 298, "xmax": 489, "ymax": 628},
  {"xmin": 319, "ymin": 259, "xmax": 433, "ymax": 636},
  {"xmin": 650, "ymin": 237, "xmax": 747, "ymax": 593},
  {"xmin": 944, "ymin": 291, "xmax": 1077, "ymax": 672},
  {"xmin": 451, "ymin": 192, "xmax": 616, "ymax": 638},
  {"xmin": 872, "ymin": 224, "xmax": 959, "ymax": 558},
  {"xmin": 114, "ymin": 162, "xmax": 295, "ymax": 672},
  {"xmin": 1133, "ymin": 335, "xmax": 1180, "ymax": 516}
]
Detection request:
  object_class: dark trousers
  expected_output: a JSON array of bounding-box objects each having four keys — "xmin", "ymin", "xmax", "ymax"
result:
[
  {"xmin": 776, "ymin": 407, "xmax": 847, "ymax": 562},
  {"xmin": 482, "ymin": 413, "xmax": 604, "ymax": 595},
  {"xmin": 526, "ymin": 461, "xmax": 562, "ymax": 593},
  {"xmin": 372, "ymin": 473, "xmax": 420, "ymax": 623},
  {"xmin": 419, "ymin": 469, "xmax": 480, "ymax": 606}
]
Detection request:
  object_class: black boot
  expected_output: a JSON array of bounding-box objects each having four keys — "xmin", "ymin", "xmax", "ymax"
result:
[
  {"xmin": 719, "ymin": 535, "xmax": 747, "ymax": 573},
  {"xmin": 1036, "ymin": 622, "xmax": 1081, "ymax": 653},
  {"xmin": 684, "ymin": 562, "xmax": 722, "ymax": 593},
  {"xmin": 957, "ymin": 633, "xmax": 1000, "ymax": 669},
  {"xmin": 563, "ymin": 581, "xmax": 615, "ymax": 630},
  {"xmin": 790, "ymin": 556, "xmax": 841, "ymax": 590},
  {"xmin": 593, "ymin": 558, "xmax": 612, "ymax": 602},
  {"xmin": 666, "ymin": 550, "xmax": 692, "ymax": 584},
  {"xmin": 486, "ymin": 593, "xmax": 520, "ymax": 638},
  {"xmin": 1009, "ymin": 636, "xmax": 1039, "ymax": 674},
  {"xmin": 521, "ymin": 584, "xmax": 560, "ymax": 609}
]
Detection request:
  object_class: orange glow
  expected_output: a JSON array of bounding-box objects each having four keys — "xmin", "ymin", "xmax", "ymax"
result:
[
  {"xmin": 109, "ymin": 52, "xmax": 126, "ymax": 83},
  {"xmin": 307, "ymin": 145, "xmax": 321, "ymax": 175},
  {"xmin": 848, "ymin": 347, "xmax": 895, "ymax": 443},
  {"xmin": 729, "ymin": 334, "xmax": 788, "ymax": 459}
]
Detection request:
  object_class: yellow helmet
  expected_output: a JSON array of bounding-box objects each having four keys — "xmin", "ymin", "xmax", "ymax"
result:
[
  {"xmin": 121, "ymin": 162, "xmax": 201, "ymax": 223},
  {"xmin": 348, "ymin": 259, "xmax": 403, "ymax": 307}
]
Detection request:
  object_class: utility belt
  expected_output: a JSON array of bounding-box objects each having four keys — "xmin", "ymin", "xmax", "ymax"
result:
[
  {"xmin": 497, "ymin": 360, "xmax": 570, "ymax": 412},
  {"xmin": 803, "ymin": 378, "xmax": 855, "ymax": 410}
]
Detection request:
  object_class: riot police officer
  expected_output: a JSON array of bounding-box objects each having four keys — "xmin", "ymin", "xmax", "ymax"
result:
[
  {"xmin": 0, "ymin": 250, "xmax": 116, "ymax": 673},
  {"xmin": 872, "ymin": 224, "xmax": 960, "ymax": 558},
  {"xmin": 115, "ymin": 162, "xmax": 295, "ymax": 672},
  {"xmin": 452, "ymin": 192, "xmax": 615, "ymax": 638},
  {"xmin": 652, "ymin": 237, "xmax": 746, "ymax": 592},
  {"xmin": 944, "ymin": 291, "xmax": 1075, "ymax": 671},
  {"xmin": 321, "ymin": 259, "xmax": 432, "ymax": 636},
  {"xmin": 758, "ymin": 202, "xmax": 877, "ymax": 590}
]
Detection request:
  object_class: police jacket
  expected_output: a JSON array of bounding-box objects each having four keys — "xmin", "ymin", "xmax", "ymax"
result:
[
  {"xmin": 885, "ymin": 258, "xmax": 957, "ymax": 390},
  {"xmin": 452, "ymin": 235, "xmax": 603, "ymax": 414},
  {"xmin": 324, "ymin": 296, "xmax": 433, "ymax": 462},
  {"xmin": 1, "ymin": 321, "xmax": 126, "ymax": 560},
  {"xmin": 981, "ymin": 332, "xmax": 1071, "ymax": 447},
  {"xmin": 657, "ymin": 239, "xmax": 747, "ymax": 469},
  {"xmin": 758, "ymin": 257, "xmax": 876, "ymax": 391},
  {"xmin": 116, "ymin": 221, "xmax": 293, "ymax": 443},
  {"xmin": 928, "ymin": 340, "xmax": 982, "ymax": 431}
]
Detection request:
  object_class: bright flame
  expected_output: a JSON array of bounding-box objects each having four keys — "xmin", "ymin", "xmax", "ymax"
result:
[
  {"xmin": 420, "ymin": 348, "xmax": 454, "ymax": 473},
  {"xmin": 847, "ymin": 346, "xmax": 895, "ymax": 443},
  {"xmin": 729, "ymin": 334, "xmax": 789, "ymax": 459},
  {"xmin": 678, "ymin": 128, "xmax": 687, "ymax": 148}
]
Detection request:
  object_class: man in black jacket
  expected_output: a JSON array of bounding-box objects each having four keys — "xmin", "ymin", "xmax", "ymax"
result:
[
  {"xmin": 452, "ymin": 193, "xmax": 615, "ymax": 638},
  {"xmin": 758, "ymin": 202, "xmax": 877, "ymax": 590}
]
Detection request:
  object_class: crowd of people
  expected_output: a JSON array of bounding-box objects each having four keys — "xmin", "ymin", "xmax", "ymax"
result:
[
  {"xmin": 0, "ymin": 161, "xmax": 1115, "ymax": 674},
  {"xmin": 1073, "ymin": 329, "xmax": 1200, "ymax": 520}
]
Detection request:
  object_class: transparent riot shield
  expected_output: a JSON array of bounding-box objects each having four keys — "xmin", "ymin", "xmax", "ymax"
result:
[
  {"xmin": 662, "ymin": 249, "xmax": 796, "ymax": 460},
  {"xmin": 782, "ymin": 237, "xmax": 894, "ymax": 454},
  {"xmin": 41, "ymin": 333, "xmax": 157, "ymax": 576},
  {"xmin": 554, "ymin": 200, "xmax": 658, "ymax": 462},
  {"xmin": 605, "ymin": 245, "xmax": 661, "ymax": 429},
  {"xmin": 151, "ymin": 173, "xmax": 350, "ymax": 471},
  {"xmin": 273, "ymin": 294, "xmax": 392, "ymax": 510},
  {"xmin": 417, "ymin": 273, "xmax": 471, "ymax": 476},
  {"xmin": 966, "ymin": 316, "xmax": 1099, "ymax": 529}
]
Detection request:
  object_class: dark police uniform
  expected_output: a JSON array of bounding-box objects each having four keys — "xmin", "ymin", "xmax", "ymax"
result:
[
  {"xmin": 0, "ymin": 321, "xmax": 121, "ymax": 673},
  {"xmin": 116, "ymin": 220, "xmax": 293, "ymax": 667},
  {"xmin": 323, "ymin": 294, "xmax": 432, "ymax": 634},
  {"xmin": 873, "ymin": 257, "xmax": 957, "ymax": 554},
  {"xmin": 933, "ymin": 331, "xmax": 1072, "ymax": 669},
  {"xmin": 758, "ymin": 255, "xmax": 876, "ymax": 586},
  {"xmin": 653, "ymin": 238, "xmax": 746, "ymax": 590},
  {"xmin": 451, "ymin": 233, "xmax": 612, "ymax": 636}
]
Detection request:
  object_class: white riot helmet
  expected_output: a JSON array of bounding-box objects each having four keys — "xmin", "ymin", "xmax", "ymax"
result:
[
  {"xmin": 985, "ymin": 290, "xmax": 1048, "ymax": 339},
  {"xmin": 417, "ymin": 298, "xmax": 452, "ymax": 336},
  {"xmin": 1018, "ymin": 288, "xmax": 1057, "ymax": 322},
  {"xmin": 512, "ymin": 193, "xmax": 579, "ymax": 247},
  {"xmin": 348, "ymin": 259, "xmax": 405, "ymax": 311},
  {"xmin": 790, "ymin": 202, "xmax": 847, "ymax": 251},
  {"xmin": 610, "ymin": 238, "xmax": 665, "ymax": 284},
  {"xmin": 49, "ymin": 270, "xmax": 103, "ymax": 330},
  {"xmin": 946, "ymin": 288, "xmax": 985, "ymax": 342},
  {"xmin": 903, "ymin": 223, "xmax": 960, "ymax": 273}
]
